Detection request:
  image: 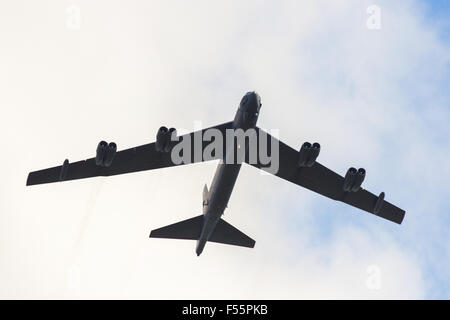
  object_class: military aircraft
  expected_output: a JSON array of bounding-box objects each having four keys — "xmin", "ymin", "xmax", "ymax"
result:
[{"xmin": 26, "ymin": 92, "xmax": 405, "ymax": 256}]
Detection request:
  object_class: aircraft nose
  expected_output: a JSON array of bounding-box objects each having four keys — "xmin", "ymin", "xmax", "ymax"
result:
[{"xmin": 240, "ymin": 91, "xmax": 261, "ymax": 113}]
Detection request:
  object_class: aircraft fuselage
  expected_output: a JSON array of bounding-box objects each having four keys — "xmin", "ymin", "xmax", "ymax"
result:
[{"xmin": 196, "ymin": 92, "xmax": 261, "ymax": 256}]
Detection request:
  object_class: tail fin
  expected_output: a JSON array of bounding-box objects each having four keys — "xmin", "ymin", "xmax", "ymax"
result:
[
  {"xmin": 202, "ymin": 184, "xmax": 209, "ymax": 214},
  {"xmin": 209, "ymin": 218, "xmax": 255, "ymax": 248},
  {"xmin": 203, "ymin": 184, "xmax": 209, "ymax": 200},
  {"xmin": 149, "ymin": 215, "xmax": 203, "ymax": 240}
]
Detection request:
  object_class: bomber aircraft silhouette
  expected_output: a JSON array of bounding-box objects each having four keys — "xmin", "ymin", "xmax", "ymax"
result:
[{"xmin": 27, "ymin": 92, "xmax": 405, "ymax": 255}]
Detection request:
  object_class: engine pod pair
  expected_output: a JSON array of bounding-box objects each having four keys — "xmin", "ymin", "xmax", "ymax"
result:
[
  {"xmin": 95, "ymin": 141, "xmax": 117, "ymax": 167},
  {"xmin": 343, "ymin": 167, "xmax": 366, "ymax": 192},
  {"xmin": 298, "ymin": 142, "xmax": 321, "ymax": 167}
]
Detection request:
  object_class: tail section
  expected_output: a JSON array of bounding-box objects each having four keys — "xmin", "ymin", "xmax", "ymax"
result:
[{"xmin": 149, "ymin": 215, "xmax": 255, "ymax": 253}]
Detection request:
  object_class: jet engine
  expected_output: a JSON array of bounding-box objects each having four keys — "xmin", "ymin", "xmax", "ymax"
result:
[
  {"xmin": 351, "ymin": 168, "xmax": 366, "ymax": 192},
  {"xmin": 343, "ymin": 167, "xmax": 365, "ymax": 192},
  {"xmin": 343, "ymin": 167, "xmax": 357, "ymax": 192},
  {"xmin": 168, "ymin": 127, "xmax": 177, "ymax": 148},
  {"xmin": 155, "ymin": 126, "xmax": 169, "ymax": 152},
  {"xmin": 156, "ymin": 126, "xmax": 176, "ymax": 152},
  {"xmin": 95, "ymin": 141, "xmax": 108, "ymax": 166},
  {"xmin": 298, "ymin": 142, "xmax": 320, "ymax": 167},
  {"xmin": 103, "ymin": 142, "xmax": 117, "ymax": 167},
  {"xmin": 95, "ymin": 140, "xmax": 117, "ymax": 167}
]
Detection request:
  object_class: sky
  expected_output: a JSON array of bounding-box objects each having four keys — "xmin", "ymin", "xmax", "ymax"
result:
[{"xmin": 0, "ymin": 0, "xmax": 449, "ymax": 299}]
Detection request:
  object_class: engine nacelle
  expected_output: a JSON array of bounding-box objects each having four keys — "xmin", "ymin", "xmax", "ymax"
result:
[
  {"xmin": 298, "ymin": 142, "xmax": 311, "ymax": 167},
  {"xmin": 306, "ymin": 143, "xmax": 320, "ymax": 167},
  {"xmin": 343, "ymin": 167, "xmax": 357, "ymax": 192},
  {"xmin": 156, "ymin": 126, "xmax": 169, "ymax": 152},
  {"xmin": 156, "ymin": 126, "xmax": 177, "ymax": 152},
  {"xmin": 343, "ymin": 167, "xmax": 365, "ymax": 192},
  {"xmin": 96, "ymin": 140, "xmax": 117, "ymax": 167},
  {"xmin": 298, "ymin": 142, "xmax": 320, "ymax": 167},
  {"xmin": 95, "ymin": 141, "xmax": 108, "ymax": 166},
  {"xmin": 103, "ymin": 142, "xmax": 117, "ymax": 167},
  {"xmin": 168, "ymin": 127, "xmax": 177, "ymax": 148},
  {"xmin": 351, "ymin": 168, "xmax": 366, "ymax": 192}
]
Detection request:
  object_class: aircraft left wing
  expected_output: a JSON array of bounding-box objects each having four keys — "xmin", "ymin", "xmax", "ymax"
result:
[
  {"xmin": 26, "ymin": 121, "xmax": 233, "ymax": 186},
  {"xmin": 245, "ymin": 127, "xmax": 405, "ymax": 224}
]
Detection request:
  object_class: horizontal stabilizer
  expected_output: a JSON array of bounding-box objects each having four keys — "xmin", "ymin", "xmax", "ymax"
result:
[
  {"xmin": 209, "ymin": 218, "xmax": 255, "ymax": 248},
  {"xmin": 149, "ymin": 215, "xmax": 203, "ymax": 240},
  {"xmin": 149, "ymin": 215, "xmax": 255, "ymax": 249}
]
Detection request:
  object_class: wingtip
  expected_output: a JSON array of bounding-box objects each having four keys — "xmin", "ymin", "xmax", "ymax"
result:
[
  {"xmin": 26, "ymin": 173, "xmax": 32, "ymax": 186},
  {"xmin": 397, "ymin": 210, "xmax": 406, "ymax": 225}
]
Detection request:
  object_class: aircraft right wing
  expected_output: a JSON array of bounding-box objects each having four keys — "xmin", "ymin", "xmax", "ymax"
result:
[
  {"xmin": 26, "ymin": 121, "xmax": 233, "ymax": 186},
  {"xmin": 244, "ymin": 127, "xmax": 405, "ymax": 224}
]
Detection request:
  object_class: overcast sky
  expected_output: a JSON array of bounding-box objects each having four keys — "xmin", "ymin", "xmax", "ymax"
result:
[{"xmin": 1, "ymin": 0, "xmax": 449, "ymax": 299}]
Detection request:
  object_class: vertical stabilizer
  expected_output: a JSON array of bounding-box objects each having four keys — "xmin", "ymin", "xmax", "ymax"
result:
[{"xmin": 202, "ymin": 184, "xmax": 209, "ymax": 214}]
